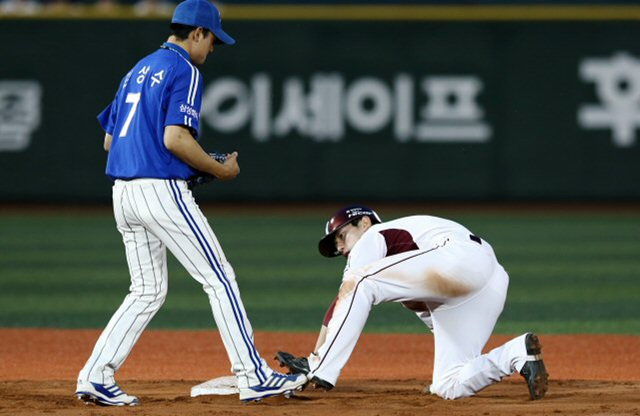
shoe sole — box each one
[310,376,334,391]
[523,334,549,400]
[76,392,138,406]
[240,385,305,403]
[528,362,549,400]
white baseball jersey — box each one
[345,215,475,271]
[309,215,534,399]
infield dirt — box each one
[1,329,639,415]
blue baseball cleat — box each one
[239,372,308,402]
[76,380,139,406]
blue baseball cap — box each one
[171,0,235,45]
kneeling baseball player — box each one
[277,205,548,400]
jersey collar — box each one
[161,42,191,62]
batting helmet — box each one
[318,205,382,257]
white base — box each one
[190,375,239,397]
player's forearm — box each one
[313,325,329,352]
[164,125,238,180]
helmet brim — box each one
[318,230,341,258]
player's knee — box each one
[156,287,168,304]
[129,286,168,307]
[431,386,464,400]
[430,379,474,400]
[432,388,459,400]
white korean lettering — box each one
[0,81,42,152]
[393,74,414,143]
[136,66,150,84]
[251,74,271,142]
[345,77,392,133]
[201,78,250,132]
[578,51,640,147]
[273,78,309,137]
[151,70,165,87]
[200,73,492,144]
[308,74,344,142]
[415,76,491,142]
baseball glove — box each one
[275,352,335,391]
[274,351,310,375]
[186,152,228,189]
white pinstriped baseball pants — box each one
[78,179,272,388]
[308,235,531,399]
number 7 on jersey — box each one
[119,92,141,138]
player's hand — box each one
[216,151,240,181]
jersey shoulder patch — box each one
[379,229,419,256]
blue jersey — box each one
[98,42,203,180]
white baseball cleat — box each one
[75,380,139,406]
[238,372,308,402]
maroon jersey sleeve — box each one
[379,229,419,256]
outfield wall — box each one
[1,9,639,202]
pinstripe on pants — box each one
[77,179,270,388]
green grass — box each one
[0,207,638,334]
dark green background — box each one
[0,19,638,202]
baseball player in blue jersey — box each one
[75,0,307,406]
